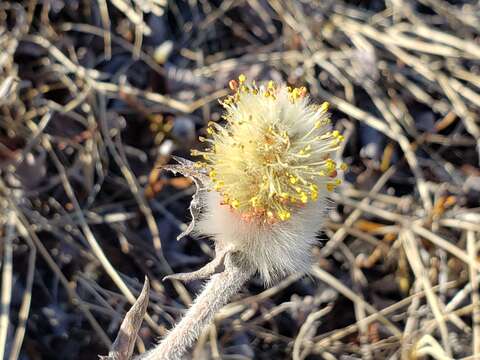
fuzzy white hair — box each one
[195,189,329,285]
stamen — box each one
[190,79,344,222]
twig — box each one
[321,165,397,256]
[138,254,254,360]
[41,136,163,334]
[0,213,15,359]
[311,265,402,338]
[7,221,36,360]
[402,230,451,355]
[292,304,333,360]
[97,0,112,59]
[468,231,480,356]
[0,181,112,347]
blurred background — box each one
[0,0,479,359]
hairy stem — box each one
[139,257,253,360]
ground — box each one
[0,0,480,359]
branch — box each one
[138,254,253,360]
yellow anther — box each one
[320,102,329,111]
[207,127,214,135]
[326,159,336,171]
[209,170,217,178]
[230,199,240,209]
[238,74,246,83]
[250,196,261,207]
[222,98,232,106]
[327,183,336,192]
[300,192,308,204]
[291,88,300,100]
[289,176,298,184]
[340,163,348,171]
[279,192,290,200]
[268,80,275,90]
[278,209,291,221]
[191,149,199,156]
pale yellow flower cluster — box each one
[192,75,345,223]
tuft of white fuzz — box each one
[169,76,345,284]
[195,190,330,284]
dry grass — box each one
[0,0,479,359]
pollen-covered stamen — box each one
[191,75,345,222]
